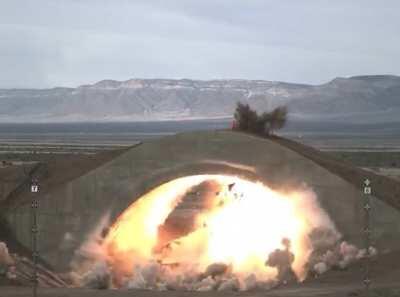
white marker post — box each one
[363,178,372,296]
[30,179,39,297]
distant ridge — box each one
[0,75,399,123]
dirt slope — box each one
[273,136,400,211]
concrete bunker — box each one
[3,131,400,289]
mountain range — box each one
[0,75,399,123]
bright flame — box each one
[102,175,337,288]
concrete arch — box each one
[4,131,400,271]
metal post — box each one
[30,179,39,297]
[363,178,372,297]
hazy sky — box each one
[1,0,399,88]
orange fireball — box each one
[103,175,336,285]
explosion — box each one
[75,175,346,291]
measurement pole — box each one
[363,178,372,297]
[30,179,39,297]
